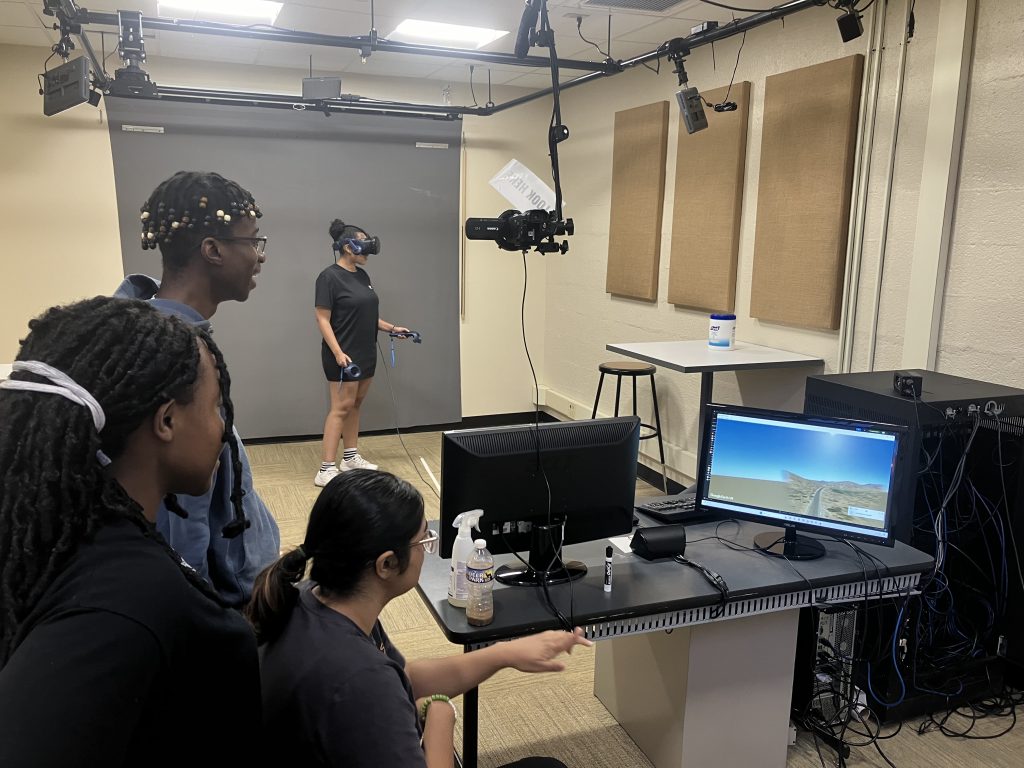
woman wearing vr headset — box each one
[313,219,410,487]
[249,469,586,767]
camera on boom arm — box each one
[465,209,574,255]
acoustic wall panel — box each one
[750,55,864,330]
[605,101,670,301]
[668,82,751,313]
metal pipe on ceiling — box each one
[74,10,616,73]
[488,0,824,114]
[115,90,462,120]
[56,0,826,119]
[50,0,108,86]
[141,86,485,118]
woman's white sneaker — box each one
[341,454,378,471]
[314,466,341,487]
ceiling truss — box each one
[47,0,824,120]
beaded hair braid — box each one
[140,171,262,263]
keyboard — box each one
[635,494,714,525]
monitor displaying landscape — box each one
[704,413,897,530]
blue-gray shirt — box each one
[114,274,281,607]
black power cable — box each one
[575,15,609,59]
[707,29,745,112]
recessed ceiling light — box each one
[388,19,509,49]
[158,0,283,24]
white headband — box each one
[0,361,111,466]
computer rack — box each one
[803,369,1024,719]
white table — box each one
[606,340,824,447]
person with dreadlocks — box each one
[0,297,261,766]
[249,469,586,768]
[115,170,280,607]
[313,219,411,487]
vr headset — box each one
[333,234,381,256]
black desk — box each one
[415,520,933,768]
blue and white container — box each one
[708,313,737,350]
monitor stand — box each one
[753,524,826,561]
[494,521,587,587]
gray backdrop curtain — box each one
[106,97,462,439]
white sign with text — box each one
[488,159,563,213]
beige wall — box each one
[0,45,124,363]
[539,5,930,479]
[538,1,1022,482]
[459,113,552,416]
[936,0,1024,385]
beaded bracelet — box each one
[420,693,458,723]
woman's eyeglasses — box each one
[414,529,439,555]
[218,236,268,256]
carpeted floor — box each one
[247,432,1023,768]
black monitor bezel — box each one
[695,403,906,549]
[439,416,641,561]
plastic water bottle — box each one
[465,539,494,627]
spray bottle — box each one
[448,509,484,608]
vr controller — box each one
[389,330,422,343]
[342,362,362,379]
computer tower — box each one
[803,369,1024,712]
[793,606,858,720]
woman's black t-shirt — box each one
[314,264,379,377]
[0,517,262,767]
[260,582,425,767]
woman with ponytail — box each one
[249,470,589,768]
[0,297,261,767]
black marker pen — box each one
[604,546,613,593]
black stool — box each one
[591,361,668,493]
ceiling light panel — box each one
[388,19,509,49]
[158,0,283,24]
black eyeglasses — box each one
[218,236,267,256]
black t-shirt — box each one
[0,517,262,768]
[314,264,379,375]
[260,582,425,768]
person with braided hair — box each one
[248,469,586,768]
[0,296,261,767]
[115,170,280,607]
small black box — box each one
[837,11,864,42]
[302,76,341,101]
[42,57,90,116]
[893,371,923,398]
[630,524,687,561]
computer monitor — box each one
[696,404,904,560]
[440,416,641,586]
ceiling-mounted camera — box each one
[467,0,574,255]
[466,209,574,255]
[667,39,708,135]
